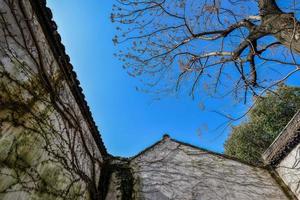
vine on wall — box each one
[0,1,104,199]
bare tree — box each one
[112,0,300,102]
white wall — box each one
[130,138,289,200]
[276,143,300,199]
[0,1,104,199]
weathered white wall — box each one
[276,143,300,199]
[130,137,289,200]
[0,1,104,199]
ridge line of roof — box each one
[129,135,265,169]
[170,138,265,169]
[129,139,164,161]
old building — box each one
[0,0,300,199]
[105,135,292,199]
[263,110,300,199]
[0,1,106,199]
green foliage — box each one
[224,85,300,165]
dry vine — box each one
[0,1,104,199]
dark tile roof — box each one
[28,0,107,156]
[263,110,300,166]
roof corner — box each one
[263,110,300,166]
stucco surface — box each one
[0,1,104,199]
[130,138,289,200]
[277,143,300,199]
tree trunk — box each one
[259,0,282,16]
[258,0,300,54]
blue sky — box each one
[47,0,299,157]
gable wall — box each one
[129,138,289,200]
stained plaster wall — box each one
[262,111,300,199]
[128,137,289,200]
[276,143,300,199]
[0,1,104,199]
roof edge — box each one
[129,135,265,169]
[267,166,298,200]
[28,0,107,155]
[170,138,265,169]
[263,110,300,166]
